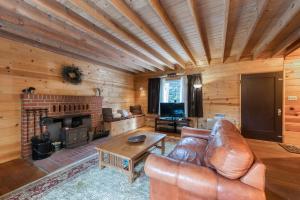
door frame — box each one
[239,71,284,142]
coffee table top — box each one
[95,131,166,160]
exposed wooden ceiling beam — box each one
[272,28,300,57]
[0,30,137,73]
[284,39,300,57]
[0,4,143,73]
[187,0,210,65]
[148,0,196,66]
[0,20,144,73]
[28,0,163,71]
[69,0,172,70]
[253,0,300,59]
[222,0,230,63]
[2,0,151,72]
[109,0,186,69]
[236,0,269,61]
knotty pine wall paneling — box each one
[284,48,300,146]
[201,58,283,126]
[136,53,300,146]
[135,58,285,136]
[0,37,135,163]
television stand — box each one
[155,117,191,133]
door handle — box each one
[277,108,282,116]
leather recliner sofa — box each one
[145,120,266,200]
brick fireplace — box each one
[21,94,102,159]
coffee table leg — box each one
[99,150,104,169]
[161,138,165,155]
[128,160,134,183]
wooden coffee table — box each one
[95,131,166,183]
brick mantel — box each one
[21,94,102,158]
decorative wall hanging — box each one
[62,65,83,84]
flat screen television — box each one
[160,103,185,118]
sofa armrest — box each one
[217,174,266,200]
[145,154,218,199]
[181,126,211,139]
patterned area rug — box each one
[1,138,177,200]
[279,143,300,154]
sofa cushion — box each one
[168,137,208,166]
[130,105,143,115]
[204,128,254,179]
[210,119,239,138]
[117,109,129,117]
[112,112,122,119]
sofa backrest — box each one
[210,119,239,137]
[205,120,254,179]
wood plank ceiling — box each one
[0,0,299,73]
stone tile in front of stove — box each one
[33,136,110,173]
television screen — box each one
[160,103,185,117]
[173,103,185,117]
[160,103,173,117]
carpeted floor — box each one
[1,139,177,200]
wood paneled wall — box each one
[201,58,283,126]
[135,58,286,135]
[0,37,135,164]
[284,48,300,146]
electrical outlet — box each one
[288,96,298,101]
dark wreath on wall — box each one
[62,65,83,85]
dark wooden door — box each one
[241,72,283,142]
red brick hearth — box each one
[21,94,102,159]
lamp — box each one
[193,75,202,88]
[193,83,202,88]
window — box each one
[161,78,183,103]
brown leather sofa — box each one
[145,120,266,200]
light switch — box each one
[288,96,298,101]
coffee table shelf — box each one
[96,132,166,183]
